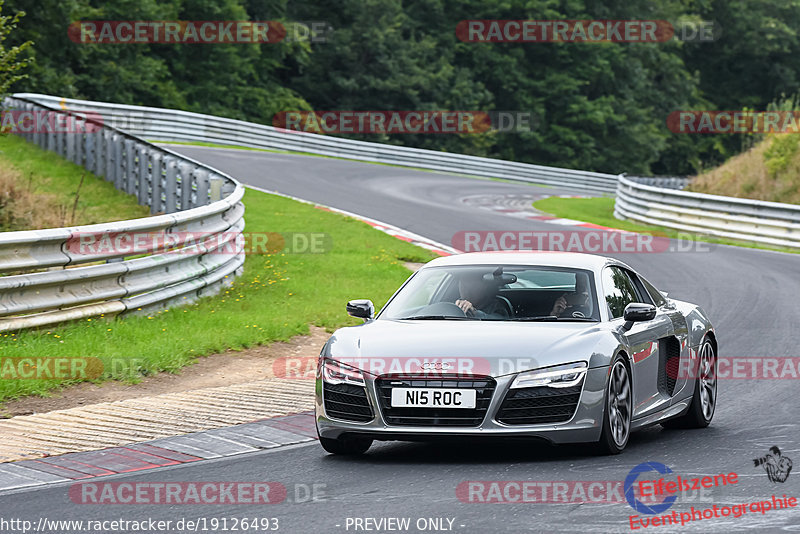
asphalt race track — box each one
[2,147,799,533]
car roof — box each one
[422,251,629,273]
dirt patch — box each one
[2,326,330,417]
[403,262,424,271]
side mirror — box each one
[622,302,656,331]
[346,299,374,321]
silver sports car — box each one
[315,252,718,455]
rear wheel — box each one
[597,356,632,454]
[319,435,373,455]
[662,337,716,429]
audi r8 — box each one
[315,252,717,455]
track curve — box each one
[2,147,798,533]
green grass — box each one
[0,134,150,228]
[533,196,799,254]
[0,188,437,407]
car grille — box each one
[323,383,374,422]
[495,381,583,425]
[376,376,496,427]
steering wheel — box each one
[496,296,514,318]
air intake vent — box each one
[496,381,583,425]
[323,383,374,422]
[658,337,681,396]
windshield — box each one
[379,265,600,321]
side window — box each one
[602,266,639,319]
[641,277,666,307]
[624,269,653,305]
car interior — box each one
[429,267,599,320]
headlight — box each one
[511,361,587,389]
[321,358,365,386]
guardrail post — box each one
[113,134,125,190]
[55,121,64,157]
[76,127,85,167]
[150,151,164,214]
[66,123,75,162]
[221,179,236,199]
[104,131,116,183]
[93,130,105,177]
[46,122,55,152]
[25,103,35,144]
[194,168,209,208]
[137,144,150,206]
[85,130,95,171]
[209,174,224,202]
[163,156,178,214]
[33,109,43,148]
[178,161,194,211]
[123,138,136,195]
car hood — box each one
[325,319,606,378]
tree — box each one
[0,0,31,96]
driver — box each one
[550,273,592,318]
[455,273,510,319]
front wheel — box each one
[597,356,632,454]
[319,435,373,455]
[662,337,717,429]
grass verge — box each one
[533,196,799,255]
[0,134,149,230]
[689,134,800,204]
[0,187,437,406]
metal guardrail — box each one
[624,176,691,190]
[6,93,797,296]
[615,176,800,248]
[15,93,621,194]
[0,96,245,333]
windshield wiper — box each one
[399,315,478,321]
[510,316,598,322]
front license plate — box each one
[390,388,476,409]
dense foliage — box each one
[5,0,800,176]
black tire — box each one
[661,337,716,429]
[319,435,373,455]
[597,355,633,455]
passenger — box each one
[550,274,592,318]
[455,272,510,319]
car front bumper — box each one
[315,366,609,444]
